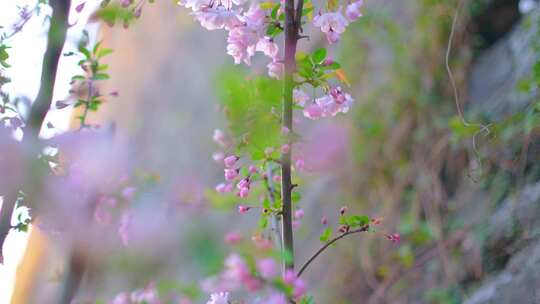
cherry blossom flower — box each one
[193,6,242,31]
[256,37,279,59]
[267,60,284,79]
[313,11,349,43]
[224,168,239,181]
[224,231,242,244]
[212,151,225,162]
[346,0,364,21]
[293,89,310,106]
[303,103,324,119]
[256,258,278,279]
[207,292,229,304]
[216,182,233,193]
[223,155,239,168]
[213,129,227,146]
[238,205,251,213]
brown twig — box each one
[296,226,369,278]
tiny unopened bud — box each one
[224,155,239,168]
[339,206,347,215]
[248,165,258,174]
[238,205,251,213]
[321,216,328,225]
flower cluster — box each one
[301,86,354,120]
[202,253,307,303]
[313,0,364,43]
[178,0,282,78]
[110,283,160,304]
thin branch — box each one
[296,226,369,278]
[281,0,299,271]
[294,0,304,34]
[0,0,71,264]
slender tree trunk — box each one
[0,0,71,263]
[281,0,299,271]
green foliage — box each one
[216,67,282,160]
[338,214,369,228]
[319,227,333,242]
[95,4,137,27]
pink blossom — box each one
[223,155,239,168]
[118,212,131,246]
[121,186,136,201]
[236,178,250,189]
[256,258,278,279]
[248,165,258,174]
[292,220,300,229]
[303,103,324,119]
[340,206,347,215]
[256,37,279,59]
[193,6,242,31]
[283,270,296,284]
[206,292,229,304]
[321,216,328,225]
[216,183,233,193]
[111,292,130,304]
[238,186,250,198]
[294,158,305,171]
[212,151,225,162]
[224,231,242,244]
[226,5,266,64]
[385,233,401,243]
[313,11,349,44]
[281,126,290,134]
[280,144,290,154]
[238,205,251,213]
[130,283,160,303]
[346,0,364,21]
[293,278,307,298]
[180,0,210,11]
[121,0,132,8]
[293,89,310,106]
[223,253,250,283]
[213,129,227,146]
[224,168,239,181]
[294,209,304,219]
[272,174,281,183]
[265,293,287,304]
[267,60,284,79]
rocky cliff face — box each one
[463,6,540,303]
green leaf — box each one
[291,191,301,202]
[0,45,11,68]
[312,48,327,64]
[97,48,113,58]
[78,46,91,59]
[93,73,110,80]
[320,227,332,242]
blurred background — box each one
[3,0,540,303]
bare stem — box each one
[281,0,299,271]
[296,226,369,278]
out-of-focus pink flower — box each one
[121,186,136,201]
[111,292,130,304]
[293,278,307,298]
[303,103,324,120]
[252,234,273,250]
[321,216,328,225]
[193,6,242,31]
[256,258,278,279]
[294,158,305,171]
[267,60,284,79]
[281,126,290,134]
[213,129,227,147]
[265,293,287,304]
[206,292,229,304]
[212,151,225,162]
[313,11,349,43]
[224,231,242,244]
[216,183,233,193]
[272,175,281,183]
[280,144,290,154]
[130,282,160,304]
[238,186,250,198]
[256,37,279,59]
[248,165,258,174]
[385,233,400,243]
[223,155,239,168]
[294,209,305,219]
[118,212,131,246]
[293,89,310,106]
[238,205,251,213]
[346,0,364,21]
[224,168,239,181]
